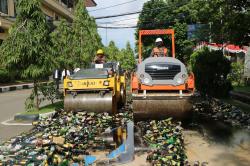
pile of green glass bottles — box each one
[137,118,186,166]
[0,109,132,166]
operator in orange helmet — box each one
[150,38,168,57]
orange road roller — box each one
[131,29,195,119]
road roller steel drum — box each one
[64,62,126,114]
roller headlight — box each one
[182,74,187,79]
[103,80,109,86]
[176,78,183,84]
[144,77,150,84]
[67,82,73,87]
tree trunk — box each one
[34,80,40,111]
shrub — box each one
[25,89,44,112]
[228,62,244,86]
[0,69,11,83]
[25,82,62,112]
[190,47,232,97]
[39,82,62,104]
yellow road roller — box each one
[64,62,126,113]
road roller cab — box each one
[131,29,195,119]
[64,62,126,114]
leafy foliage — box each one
[228,62,244,86]
[105,41,120,62]
[136,0,194,62]
[0,0,56,110]
[120,42,136,71]
[25,82,62,111]
[104,41,136,71]
[39,82,62,104]
[0,0,55,80]
[71,0,102,68]
[51,19,74,70]
[25,88,44,112]
[180,0,250,45]
[190,47,232,97]
[0,68,11,83]
[136,0,249,62]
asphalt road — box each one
[0,89,33,143]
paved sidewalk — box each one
[0,89,33,143]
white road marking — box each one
[1,119,32,126]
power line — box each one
[89,0,138,12]
[99,22,137,26]
[97,17,138,24]
[98,26,137,29]
[94,11,141,19]
[94,6,171,20]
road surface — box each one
[0,89,33,143]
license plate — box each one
[95,64,103,68]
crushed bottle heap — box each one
[0,106,188,165]
[0,109,132,166]
[193,98,250,129]
[136,118,186,166]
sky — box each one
[87,0,148,49]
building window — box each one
[61,0,74,8]
[55,15,59,21]
[45,15,53,21]
[0,28,5,33]
[0,0,8,14]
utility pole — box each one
[105,24,108,46]
[209,22,212,51]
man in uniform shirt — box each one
[94,49,106,64]
[150,38,168,57]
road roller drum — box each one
[64,93,113,113]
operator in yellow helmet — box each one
[94,49,106,64]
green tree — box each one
[120,42,136,71]
[105,41,121,62]
[228,62,244,86]
[103,41,135,71]
[0,0,55,110]
[51,19,74,70]
[190,47,232,97]
[136,0,194,62]
[72,0,102,68]
[181,0,250,45]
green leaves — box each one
[71,0,102,68]
[104,41,136,71]
[0,0,54,80]
[136,0,249,62]
[190,47,232,97]
[51,19,74,70]
[136,0,194,62]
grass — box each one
[233,85,250,93]
[21,101,63,115]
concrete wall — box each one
[244,47,250,78]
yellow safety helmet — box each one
[97,49,104,55]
